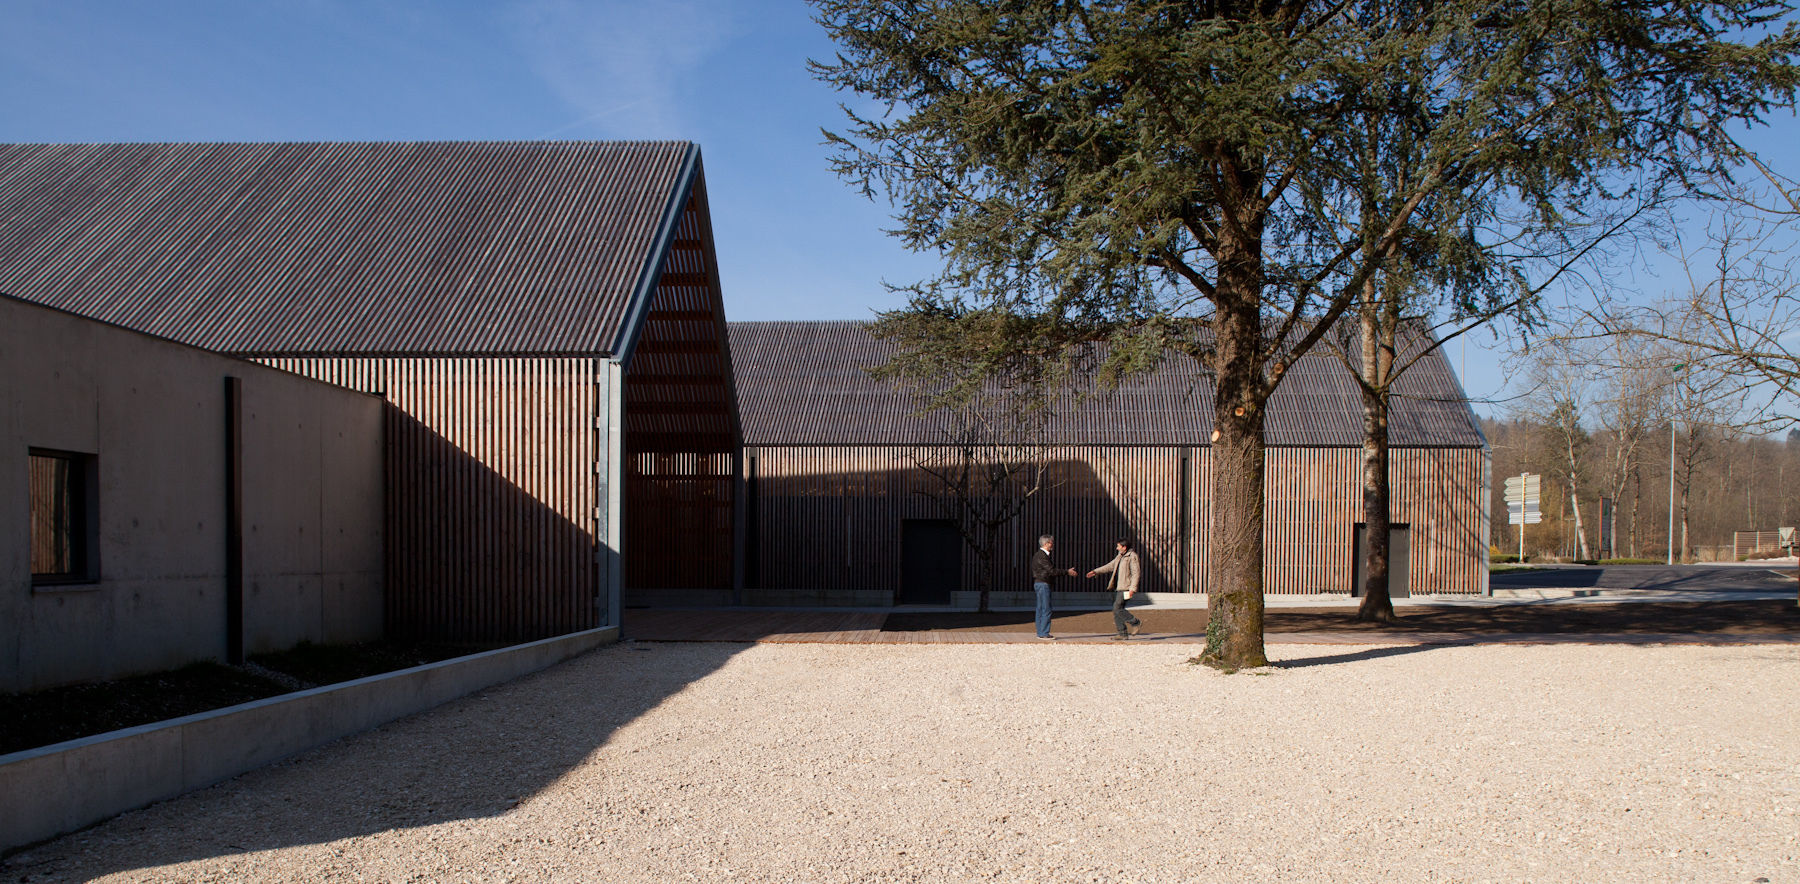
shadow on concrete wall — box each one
[1,407,754,874]
[744,458,1181,599]
[383,408,604,642]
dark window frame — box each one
[29,448,101,587]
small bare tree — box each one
[1591,169,1800,429]
[1595,344,1668,558]
[908,390,1058,613]
[1519,341,1598,560]
[1664,356,1754,562]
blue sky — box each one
[4,0,1796,416]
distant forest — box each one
[1482,417,1800,562]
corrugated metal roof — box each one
[0,141,696,355]
[730,320,1485,448]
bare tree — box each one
[908,390,1057,612]
[1594,343,1668,558]
[1518,342,1599,560]
[1593,168,1800,428]
[1664,356,1755,562]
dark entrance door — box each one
[900,519,961,605]
[1352,523,1411,598]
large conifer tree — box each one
[812,0,1798,668]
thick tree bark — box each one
[1354,273,1399,624]
[1199,246,1270,671]
[1205,384,1269,669]
[1356,388,1397,623]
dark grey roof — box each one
[729,321,1484,448]
[0,141,698,355]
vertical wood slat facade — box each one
[257,357,603,640]
[26,454,71,575]
[747,445,1487,599]
[617,177,741,592]
[624,451,734,590]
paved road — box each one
[1489,563,1798,594]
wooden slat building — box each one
[2,140,1490,629]
[0,141,739,640]
[722,321,1490,605]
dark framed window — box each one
[29,449,99,585]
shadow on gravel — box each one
[887,601,1800,636]
[1,641,752,880]
[1275,644,1464,669]
[1265,600,1800,634]
[1488,564,1799,592]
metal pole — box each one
[1518,473,1525,562]
[1666,363,1685,567]
[1667,418,1676,565]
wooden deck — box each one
[620,610,1800,646]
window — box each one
[29,449,98,584]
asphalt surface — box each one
[1487,563,1798,594]
[881,599,1800,636]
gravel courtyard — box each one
[6,641,1797,883]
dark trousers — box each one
[1112,592,1140,635]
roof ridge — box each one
[0,139,697,148]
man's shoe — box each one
[1111,634,1129,641]
[1127,621,1141,636]
[1036,634,1055,640]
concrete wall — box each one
[1,297,384,693]
[0,625,617,852]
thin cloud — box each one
[506,0,738,139]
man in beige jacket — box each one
[1087,538,1143,639]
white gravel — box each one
[6,641,1798,883]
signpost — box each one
[1783,527,1798,605]
[1503,473,1542,562]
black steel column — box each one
[224,376,244,665]
[1178,448,1192,593]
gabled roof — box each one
[729,321,1484,448]
[0,141,699,355]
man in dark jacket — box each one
[1031,534,1077,640]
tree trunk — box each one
[978,522,998,613]
[1679,476,1691,564]
[1629,470,1641,558]
[1570,480,1592,560]
[1198,263,1270,670]
[1354,270,1399,624]
[1357,387,1397,623]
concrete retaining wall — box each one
[0,625,617,853]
